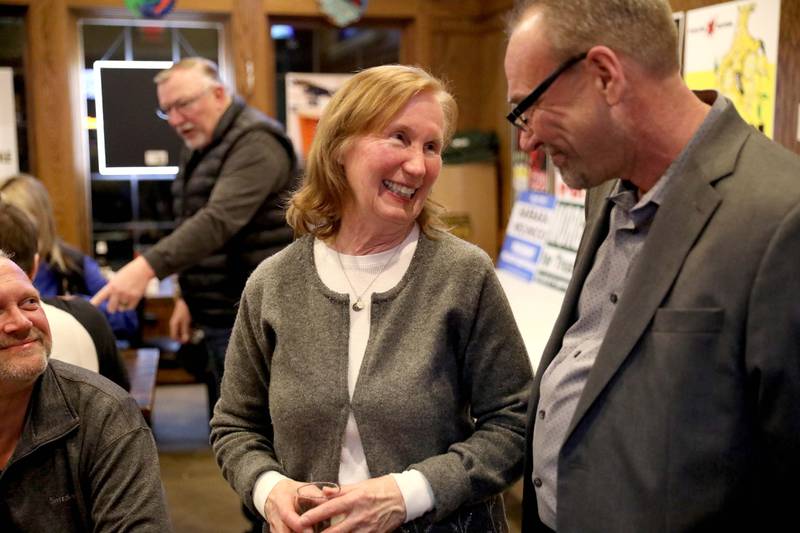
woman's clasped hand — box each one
[267,476,406,533]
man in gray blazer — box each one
[504,1,800,531]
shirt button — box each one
[534,477,543,488]
[610,293,618,303]
[538,410,546,420]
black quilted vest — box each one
[172,99,297,328]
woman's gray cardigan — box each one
[210,231,532,529]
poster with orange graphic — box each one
[285,72,352,160]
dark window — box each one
[81,20,222,266]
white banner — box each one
[0,67,19,180]
[285,72,352,160]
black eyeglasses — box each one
[155,86,213,120]
[506,52,588,132]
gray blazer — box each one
[522,104,800,531]
[211,231,532,530]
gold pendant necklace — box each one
[336,244,402,312]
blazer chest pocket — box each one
[651,308,724,333]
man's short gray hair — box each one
[508,0,679,76]
[153,57,223,86]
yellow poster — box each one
[684,0,781,138]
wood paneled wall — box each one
[424,2,514,244]
[231,0,271,112]
[8,0,800,252]
[26,1,89,251]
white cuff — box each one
[253,471,290,520]
[390,470,435,522]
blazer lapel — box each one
[564,104,752,439]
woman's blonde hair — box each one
[286,64,458,239]
[0,173,72,272]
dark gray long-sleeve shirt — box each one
[0,360,170,532]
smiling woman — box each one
[210,64,533,533]
[337,91,445,251]
[286,64,458,246]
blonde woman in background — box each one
[0,174,138,340]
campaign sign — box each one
[498,190,556,282]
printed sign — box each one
[499,178,585,291]
[285,72,352,160]
[0,68,19,180]
[498,190,556,282]
[684,0,781,137]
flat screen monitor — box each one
[93,60,181,175]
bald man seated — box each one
[0,250,170,531]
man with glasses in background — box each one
[93,58,297,425]
[505,1,800,531]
